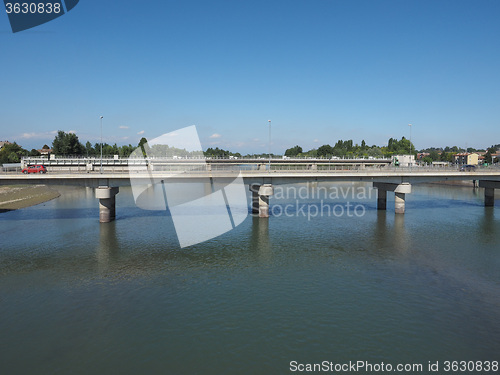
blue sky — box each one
[1,0,499,153]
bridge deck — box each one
[1,169,499,187]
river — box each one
[1,183,499,374]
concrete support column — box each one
[258,184,274,218]
[95,187,119,223]
[373,182,411,214]
[249,184,260,214]
[377,189,387,210]
[395,192,406,214]
[479,181,498,207]
[484,188,495,207]
[258,194,270,217]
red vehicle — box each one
[22,165,47,174]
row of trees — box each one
[51,131,139,157]
[50,132,241,158]
[418,145,499,164]
[284,139,499,164]
[0,142,48,164]
[204,147,241,158]
[284,137,415,159]
[2,131,498,163]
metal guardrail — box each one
[22,155,393,161]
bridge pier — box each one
[249,184,274,217]
[479,180,499,207]
[373,182,411,214]
[250,184,260,214]
[258,184,274,217]
[377,189,387,210]
[95,187,119,223]
[394,192,406,214]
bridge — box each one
[2,162,500,222]
[19,156,394,171]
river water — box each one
[1,183,499,374]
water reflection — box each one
[249,216,271,262]
[393,214,408,254]
[479,207,497,243]
[96,222,119,273]
[371,210,408,255]
[374,210,387,246]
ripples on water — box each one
[0,183,499,374]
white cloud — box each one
[209,133,221,139]
[19,131,57,139]
[119,126,129,129]
[19,132,39,139]
[313,139,319,143]
[137,130,145,135]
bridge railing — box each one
[3,162,499,175]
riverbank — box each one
[0,185,60,212]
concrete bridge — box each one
[1,168,499,222]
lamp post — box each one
[408,123,412,170]
[268,120,271,172]
[100,116,103,174]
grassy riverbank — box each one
[0,185,60,212]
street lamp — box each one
[100,116,103,174]
[268,120,271,172]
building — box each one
[37,148,53,155]
[454,153,479,165]
[417,152,430,160]
[392,154,415,167]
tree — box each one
[52,131,84,155]
[440,151,451,162]
[384,137,415,156]
[118,144,135,157]
[85,141,96,156]
[317,144,333,158]
[367,147,383,158]
[429,150,440,161]
[485,151,492,164]
[0,142,28,164]
[138,137,148,149]
[138,137,148,157]
[29,149,41,157]
[422,156,433,164]
[204,147,241,158]
[284,145,303,157]
[488,146,498,163]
